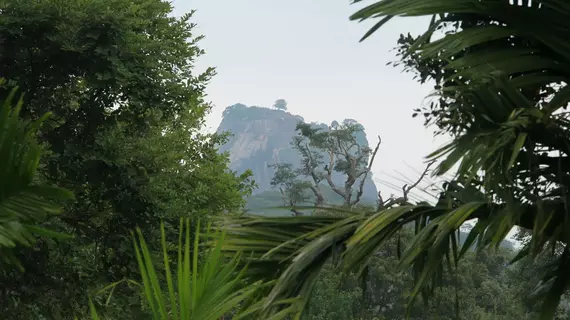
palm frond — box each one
[0,85,73,268]
[349,2,570,317]
[220,183,569,318]
[91,218,290,319]
[218,213,356,318]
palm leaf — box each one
[90,218,290,319]
[353,1,570,317]
[0,85,73,268]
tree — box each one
[0,0,254,317]
[269,163,313,216]
[270,120,380,212]
[273,99,288,111]
[303,121,381,207]
[221,1,570,319]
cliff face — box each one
[217,104,304,192]
[216,103,378,203]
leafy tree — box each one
[299,121,380,207]
[0,0,253,317]
[302,263,365,320]
[221,1,570,319]
[269,120,381,213]
[269,163,313,216]
[273,99,288,111]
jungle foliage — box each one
[2,0,570,319]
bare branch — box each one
[278,187,288,206]
[378,160,435,210]
[403,160,435,201]
[377,190,384,212]
[298,142,325,203]
[352,135,382,206]
[290,208,304,216]
[309,185,325,206]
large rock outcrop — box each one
[216,103,378,204]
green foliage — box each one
[270,120,379,211]
[351,1,570,316]
[304,232,541,320]
[0,0,209,125]
[303,263,364,320]
[220,212,362,318]
[5,0,570,318]
[90,219,267,320]
[298,120,369,177]
[0,85,74,269]
[269,163,314,215]
[0,0,253,317]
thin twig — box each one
[378,160,436,209]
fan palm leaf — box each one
[0,85,73,268]
[90,218,296,319]
[219,213,359,319]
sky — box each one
[171,0,451,202]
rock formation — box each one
[216,103,378,205]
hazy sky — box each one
[172,0,450,202]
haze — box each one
[172,0,449,201]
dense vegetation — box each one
[0,0,253,318]
[304,230,568,320]
[2,0,570,319]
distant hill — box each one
[216,103,379,214]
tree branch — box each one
[278,187,288,206]
[351,135,381,206]
[279,187,304,216]
[309,185,325,206]
[296,141,326,205]
[402,160,434,202]
[379,160,435,209]
[325,147,347,199]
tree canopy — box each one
[0,0,253,317]
[270,120,380,214]
[303,228,563,320]
[274,99,288,111]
